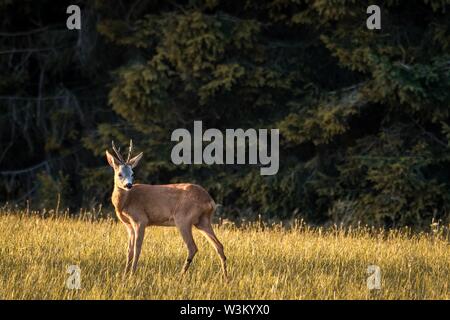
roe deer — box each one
[105,140,227,279]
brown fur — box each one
[107,150,227,279]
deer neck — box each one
[112,184,130,213]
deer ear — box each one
[128,152,143,168]
[106,151,119,168]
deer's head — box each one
[106,140,143,190]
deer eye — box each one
[118,173,123,178]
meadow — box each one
[0,211,448,300]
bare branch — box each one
[0,96,66,101]
[0,161,48,176]
[0,26,49,37]
[0,46,67,55]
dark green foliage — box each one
[36,171,70,210]
[1,0,449,228]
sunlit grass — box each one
[0,211,448,299]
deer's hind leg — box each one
[195,214,228,280]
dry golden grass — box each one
[0,212,448,300]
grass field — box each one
[0,212,448,300]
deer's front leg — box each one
[124,224,135,275]
[131,222,146,274]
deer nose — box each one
[125,183,132,189]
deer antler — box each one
[111,140,125,164]
[126,139,133,163]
